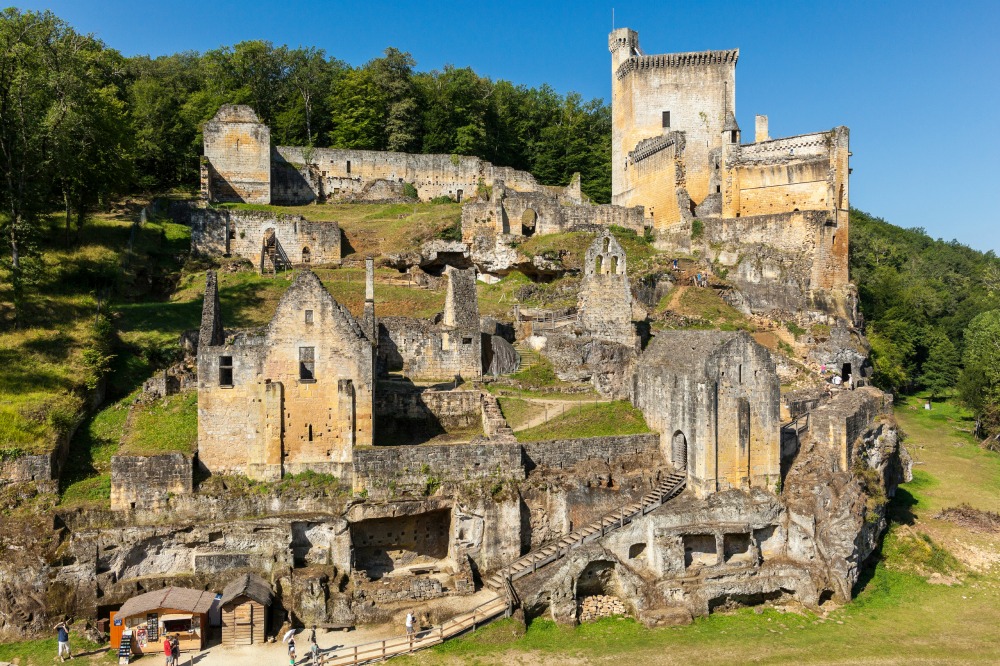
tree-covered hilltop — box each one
[849,209,1000,432]
[129,42,612,202]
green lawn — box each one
[119,391,198,455]
[0,635,114,665]
[515,401,650,442]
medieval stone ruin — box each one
[0,26,908,657]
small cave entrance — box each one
[628,543,646,560]
[575,560,630,622]
[818,589,835,606]
[521,209,537,237]
[350,509,451,580]
[708,589,786,612]
[841,362,852,382]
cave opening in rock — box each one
[350,509,451,580]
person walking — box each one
[163,635,173,666]
[288,635,296,662]
[170,635,180,666]
[54,621,73,662]
[309,625,317,645]
[405,611,415,644]
[310,642,320,664]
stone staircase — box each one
[484,470,687,590]
[481,392,515,440]
[512,341,541,372]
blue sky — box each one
[15,0,1000,252]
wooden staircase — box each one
[259,232,292,275]
[317,470,687,665]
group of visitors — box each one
[285,626,322,665]
[162,634,180,665]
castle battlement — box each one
[615,49,740,80]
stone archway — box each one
[521,209,537,237]
[672,431,688,471]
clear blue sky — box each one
[15,0,1000,253]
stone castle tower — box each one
[609,28,737,226]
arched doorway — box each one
[301,246,311,264]
[521,209,537,237]
[671,431,687,471]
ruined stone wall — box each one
[202,105,271,204]
[376,267,481,382]
[522,433,661,471]
[689,210,851,317]
[274,146,545,204]
[110,454,193,511]
[352,442,524,496]
[188,207,341,266]
[610,28,737,221]
[461,183,645,243]
[374,386,481,431]
[808,387,893,472]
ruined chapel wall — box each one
[709,338,781,491]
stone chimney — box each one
[755,115,769,143]
[362,257,376,344]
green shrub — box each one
[402,182,418,199]
[430,195,455,204]
[691,219,704,239]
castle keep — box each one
[609,28,851,315]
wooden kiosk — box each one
[110,587,215,657]
[220,573,272,645]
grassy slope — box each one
[393,398,1000,665]
[515,401,650,442]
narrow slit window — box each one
[299,346,315,381]
[662,111,670,128]
[304,309,313,324]
[346,160,351,174]
[219,356,233,386]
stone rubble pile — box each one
[578,594,628,622]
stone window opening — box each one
[610,256,619,274]
[628,543,646,559]
[716,185,721,193]
[456,189,463,203]
[723,533,753,564]
[299,346,316,382]
[346,160,351,174]
[302,247,311,263]
[603,237,610,252]
[219,356,233,387]
[595,255,603,274]
[462,337,473,345]
[730,130,738,143]
[307,424,313,442]
[683,534,717,568]
[304,309,313,324]
[671,431,688,471]
[662,110,670,128]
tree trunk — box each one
[10,215,22,330]
[64,187,71,246]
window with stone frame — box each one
[299,346,316,381]
[304,309,313,324]
[219,356,233,386]
[662,110,670,128]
